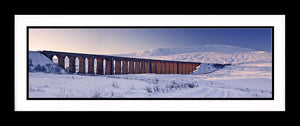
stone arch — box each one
[170,62,174,74]
[127,60,130,74]
[134,60,140,74]
[105,58,112,75]
[77,56,85,74]
[87,57,94,74]
[145,61,150,73]
[189,63,193,74]
[85,57,89,74]
[64,56,70,72]
[115,59,121,74]
[128,60,134,74]
[161,62,166,74]
[63,56,75,73]
[75,57,80,73]
[156,62,161,74]
[178,63,182,74]
[151,61,156,73]
[95,57,103,75]
[174,62,178,74]
[94,58,97,74]
[185,63,189,74]
[52,54,64,68]
[120,60,123,74]
[68,56,75,73]
[133,60,135,73]
[144,61,147,72]
[113,59,116,74]
[103,59,106,75]
[165,62,170,74]
[52,55,58,64]
[121,59,128,74]
[182,63,185,74]
[140,61,145,74]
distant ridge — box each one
[113,44,271,64]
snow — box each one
[29,51,53,66]
[28,44,272,98]
[29,73,150,98]
[29,70,272,98]
[28,51,66,73]
[118,44,255,57]
[192,63,219,74]
[114,44,272,64]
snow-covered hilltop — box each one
[123,44,255,56]
[115,44,272,64]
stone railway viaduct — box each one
[40,51,201,75]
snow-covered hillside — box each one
[120,44,254,56]
[115,44,272,64]
[28,51,65,73]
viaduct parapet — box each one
[40,50,201,75]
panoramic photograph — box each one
[28,27,273,99]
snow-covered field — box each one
[28,44,272,98]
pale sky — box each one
[29,28,272,55]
